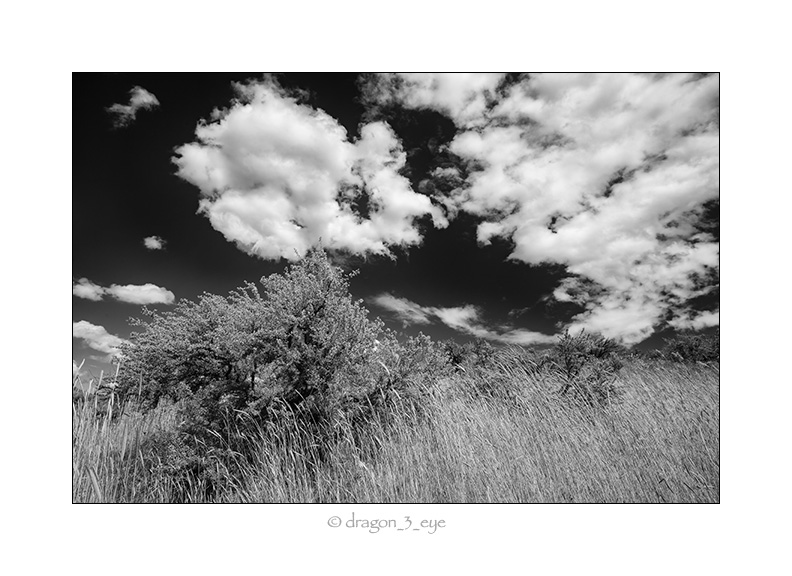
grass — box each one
[72,355,719,503]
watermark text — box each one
[327,513,446,534]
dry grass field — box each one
[73,353,718,503]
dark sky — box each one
[73,73,719,379]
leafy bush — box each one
[663,331,719,363]
[441,337,495,370]
[441,340,467,368]
[379,333,451,397]
[543,331,624,406]
[118,248,387,449]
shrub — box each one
[663,331,719,363]
[332,330,452,426]
[543,331,624,406]
[118,248,387,450]
[469,338,495,368]
[441,340,467,368]
[440,337,495,371]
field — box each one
[72,353,719,503]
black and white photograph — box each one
[72,72,719,504]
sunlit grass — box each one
[73,358,718,503]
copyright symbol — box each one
[328,516,342,527]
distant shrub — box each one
[441,337,495,371]
[441,340,467,368]
[544,331,624,406]
[470,338,495,367]
[385,332,452,392]
[663,331,719,363]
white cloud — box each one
[72,278,175,304]
[371,293,432,325]
[72,321,126,356]
[364,73,505,125]
[143,235,166,250]
[106,86,160,128]
[72,278,105,301]
[668,309,720,331]
[372,73,720,344]
[173,78,446,261]
[431,304,556,345]
[372,294,555,345]
[430,304,480,332]
[105,283,175,305]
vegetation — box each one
[73,249,719,503]
[663,330,720,363]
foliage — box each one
[441,337,495,370]
[118,247,386,447]
[84,247,722,503]
[543,331,624,406]
[663,330,719,363]
[376,333,451,400]
[441,339,466,367]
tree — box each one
[545,331,624,406]
[663,330,719,363]
[118,248,385,440]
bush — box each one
[118,248,387,450]
[441,337,495,371]
[543,331,624,406]
[663,331,719,363]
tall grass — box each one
[72,357,719,503]
[72,399,186,502]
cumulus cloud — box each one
[367,73,720,344]
[106,86,160,128]
[173,78,446,261]
[72,278,175,304]
[668,309,720,331]
[73,321,127,356]
[372,293,555,345]
[362,73,505,125]
[143,235,166,250]
[72,278,105,301]
[104,283,175,305]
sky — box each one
[73,72,719,381]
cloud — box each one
[72,278,175,304]
[369,73,720,344]
[668,309,720,331]
[72,278,105,301]
[106,86,160,128]
[431,304,556,345]
[173,78,446,261]
[371,293,432,325]
[362,73,505,125]
[371,293,555,345]
[143,235,166,250]
[73,321,126,356]
[104,283,175,305]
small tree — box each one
[545,331,624,406]
[118,248,384,442]
[663,330,719,363]
[440,338,494,370]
